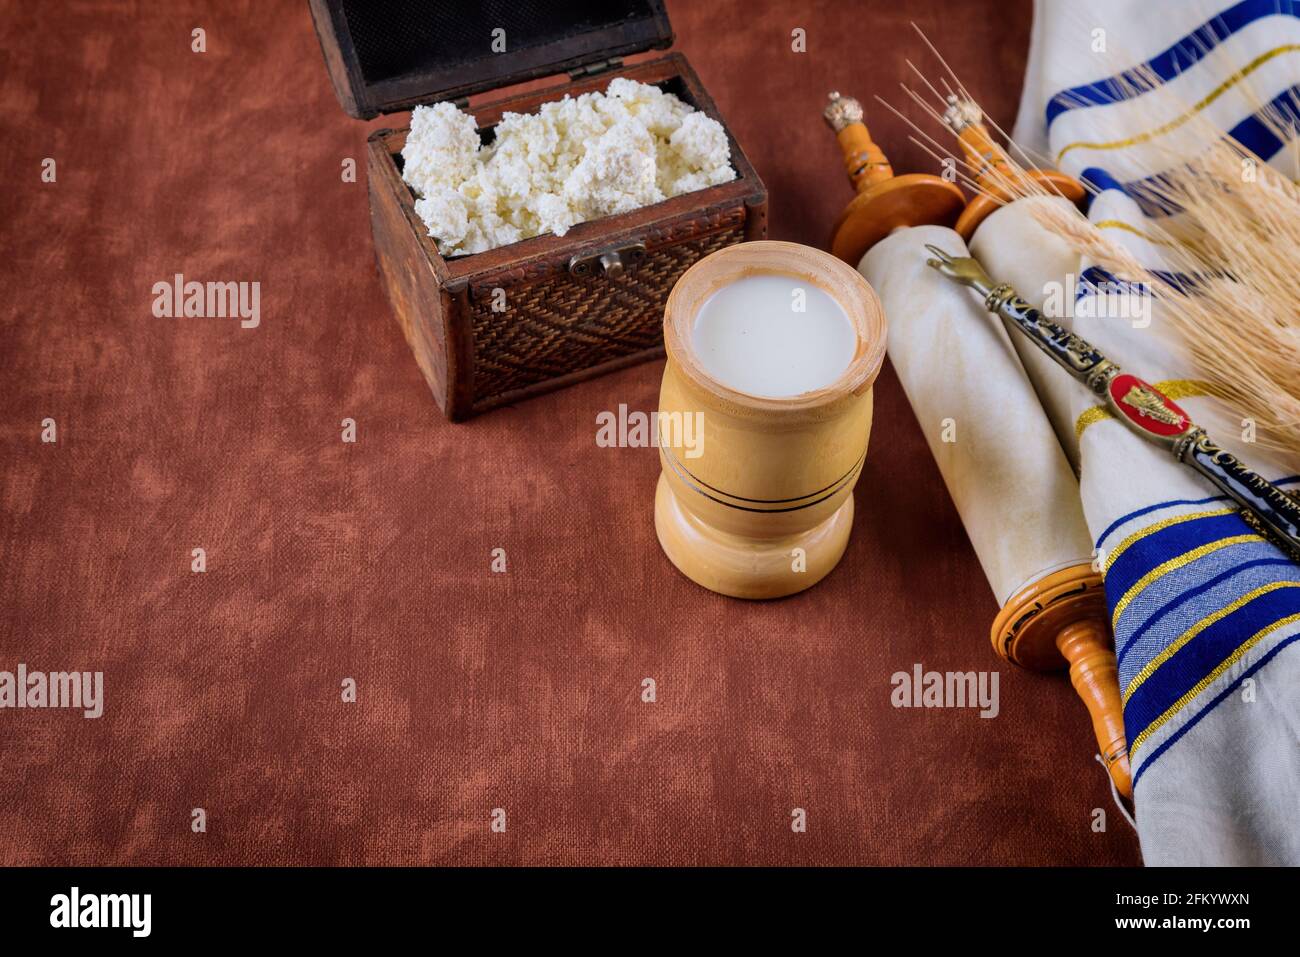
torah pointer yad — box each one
[924,246,1300,560]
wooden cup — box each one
[655,241,887,599]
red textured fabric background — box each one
[0,0,1142,865]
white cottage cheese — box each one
[401,78,736,256]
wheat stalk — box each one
[894,29,1300,460]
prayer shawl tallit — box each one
[997,0,1300,865]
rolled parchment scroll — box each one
[860,227,1092,605]
[969,197,1085,469]
[859,227,1131,796]
[821,89,1132,794]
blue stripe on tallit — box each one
[1095,481,1300,781]
[1105,512,1258,610]
[1045,0,1300,126]
[1132,633,1300,788]
[1116,555,1299,671]
[1124,583,1300,737]
[1227,82,1300,156]
[1075,267,1151,299]
[1073,266,1205,300]
[1115,549,1300,694]
[1095,476,1300,548]
[1076,85,1300,216]
[1079,168,1181,216]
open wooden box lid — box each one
[308,0,674,119]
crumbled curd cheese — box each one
[401,79,736,256]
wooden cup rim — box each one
[663,240,887,415]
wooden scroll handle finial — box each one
[822,91,965,265]
[942,95,1017,191]
[1056,620,1132,797]
[941,94,1087,240]
[991,563,1133,799]
[824,92,895,193]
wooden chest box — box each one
[309,0,768,420]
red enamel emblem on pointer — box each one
[1108,373,1190,437]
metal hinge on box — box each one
[569,57,624,80]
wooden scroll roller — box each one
[992,567,1132,798]
[833,95,1132,796]
[824,91,965,265]
[941,95,1087,241]
[920,245,1144,798]
[867,228,1133,799]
